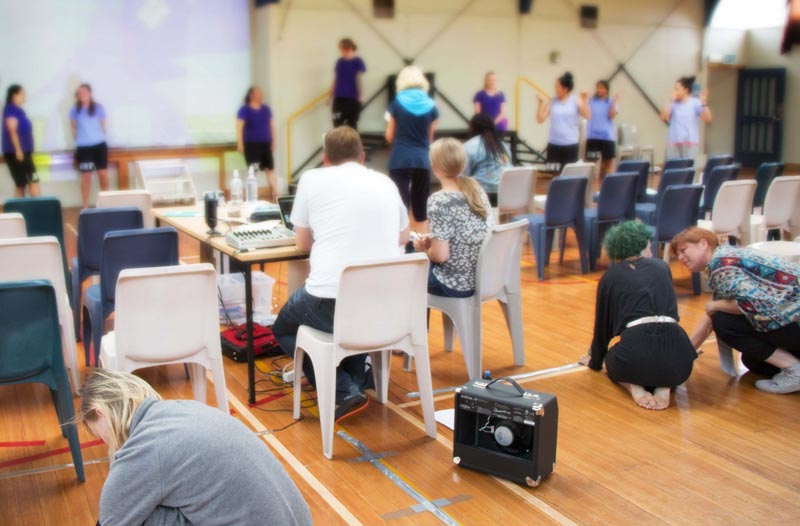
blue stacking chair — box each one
[592,159,650,204]
[3,197,72,302]
[583,172,638,271]
[516,176,589,280]
[642,159,694,203]
[701,164,740,218]
[651,184,704,294]
[82,227,179,365]
[700,154,734,187]
[71,208,144,345]
[751,162,784,212]
[0,280,85,482]
[635,168,696,226]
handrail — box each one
[514,77,551,132]
[286,90,329,180]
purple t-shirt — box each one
[237,104,272,143]
[2,104,34,154]
[334,57,366,100]
[473,90,507,131]
[667,97,703,145]
[587,96,616,141]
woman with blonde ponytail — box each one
[412,138,494,297]
[78,369,311,526]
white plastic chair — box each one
[496,167,536,222]
[0,237,80,392]
[292,254,436,459]
[99,264,229,412]
[96,190,155,228]
[534,161,595,210]
[749,176,800,242]
[406,220,528,379]
[697,180,756,246]
[0,213,26,238]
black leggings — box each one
[389,168,430,222]
[711,312,800,376]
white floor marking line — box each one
[226,391,364,526]
[384,399,580,526]
[0,458,108,480]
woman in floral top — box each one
[672,227,800,394]
[412,138,494,297]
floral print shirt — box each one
[708,245,800,332]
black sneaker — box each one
[334,393,368,423]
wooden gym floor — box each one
[1,200,799,526]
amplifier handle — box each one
[485,376,526,396]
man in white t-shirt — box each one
[273,126,410,421]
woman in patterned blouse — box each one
[412,138,494,297]
[672,227,800,394]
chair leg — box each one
[558,228,567,263]
[91,313,104,367]
[500,295,525,367]
[82,306,92,366]
[458,306,482,379]
[56,375,85,482]
[717,340,738,377]
[209,361,229,412]
[50,389,66,436]
[292,348,306,420]
[442,313,456,352]
[71,271,81,342]
[573,225,590,274]
[544,229,555,266]
[315,353,337,459]
[370,350,390,403]
[188,362,207,404]
[411,344,437,439]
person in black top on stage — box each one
[579,222,696,410]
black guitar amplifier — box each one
[453,377,558,487]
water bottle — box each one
[246,165,258,203]
[229,169,243,217]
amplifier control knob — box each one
[453,456,461,465]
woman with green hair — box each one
[579,221,696,410]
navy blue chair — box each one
[516,176,589,280]
[71,208,143,344]
[82,227,179,365]
[635,168,696,225]
[0,280,85,481]
[752,162,784,211]
[663,158,694,171]
[701,164,740,217]
[592,159,650,204]
[3,197,72,302]
[651,184,704,294]
[700,154,734,186]
[582,172,639,270]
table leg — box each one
[244,264,256,404]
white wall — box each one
[259,0,705,183]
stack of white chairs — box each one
[496,167,537,223]
[749,176,800,242]
[697,180,757,246]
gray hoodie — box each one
[98,397,312,526]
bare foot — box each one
[578,353,591,366]
[653,387,671,410]
[621,382,656,410]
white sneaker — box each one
[754,363,800,394]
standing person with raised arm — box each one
[661,76,712,161]
[536,71,591,171]
[2,85,40,197]
[585,80,618,180]
[385,65,439,232]
[328,37,366,130]
[473,72,508,132]
[70,83,109,208]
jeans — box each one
[272,287,368,402]
[428,267,474,298]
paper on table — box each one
[435,408,455,430]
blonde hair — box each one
[396,65,429,92]
[78,369,162,458]
[430,138,489,220]
[484,71,496,89]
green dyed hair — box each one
[603,221,652,261]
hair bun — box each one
[563,72,573,80]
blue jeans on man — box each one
[272,287,369,403]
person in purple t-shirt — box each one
[236,86,278,199]
[585,80,619,180]
[660,75,712,161]
[328,38,366,130]
[473,72,508,132]
[2,85,40,197]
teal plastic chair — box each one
[0,280,85,481]
[3,197,72,302]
